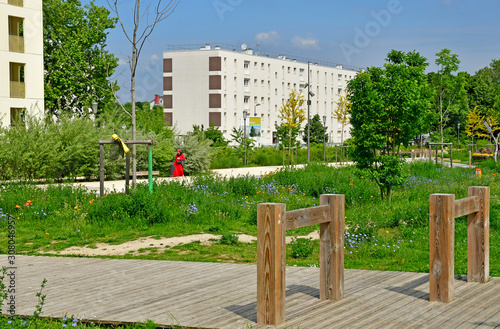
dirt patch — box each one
[42,231,319,257]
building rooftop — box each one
[165,43,360,72]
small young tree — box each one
[230,127,255,161]
[109,0,179,186]
[429,49,467,155]
[348,50,432,201]
[278,90,306,163]
[333,93,351,144]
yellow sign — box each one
[249,117,261,126]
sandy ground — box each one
[43,231,320,256]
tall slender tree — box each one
[277,90,306,163]
[429,49,466,154]
[109,0,179,187]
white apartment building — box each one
[163,44,356,145]
[0,0,44,127]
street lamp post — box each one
[323,115,327,162]
[243,110,248,166]
[457,122,460,149]
[307,61,311,163]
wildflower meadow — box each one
[0,161,498,277]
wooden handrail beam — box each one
[454,196,479,218]
[285,205,330,230]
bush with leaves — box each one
[174,134,212,175]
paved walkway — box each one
[36,163,348,194]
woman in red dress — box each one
[173,149,185,177]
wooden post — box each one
[125,152,130,195]
[99,144,104,197]
[319,194,344,300]
[467,186,490,283]
[257,203,286,325]
[429,194,455,302]
[450,148,453,168]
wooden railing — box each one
[257,194,345,325]
[429,186,490,302]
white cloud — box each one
[255,30,280,44]
[150,54,160,65]
[292,36,320,50]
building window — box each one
[209,57,221,71]
[8,0,23,7]
[244,96,250,109]
[244,61,249,74]
[8,16,24,53]
[163,58,172,73]
[10,62,25,98]
[244,78,250,92]
[261,63,264,70]
[254,79,257,87]
[10,108,25,127]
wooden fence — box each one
[429,186,490,302]
[256,194,345,325]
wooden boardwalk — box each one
[6,255,500,328]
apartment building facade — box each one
[163,44,356,145]
[0,0,44,127]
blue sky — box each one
[82,0,500,102]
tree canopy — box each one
[348,50,431,200]
[302,114,328,144]
[44,0,119,116]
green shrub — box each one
[219,233,239,245]
[290,237,315,259]
[174,134,212,175]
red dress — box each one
[173,153,185,177]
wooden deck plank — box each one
[4,256,499,329]
[410,280,498,328]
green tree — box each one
[473,59,500,113]
[429,49,467,147]
[43,0,119,116]
[204,123,228,147]
[333,93,351,144]
[302,114,328,144]
[278,90,306,163]
[348,50,431,201]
